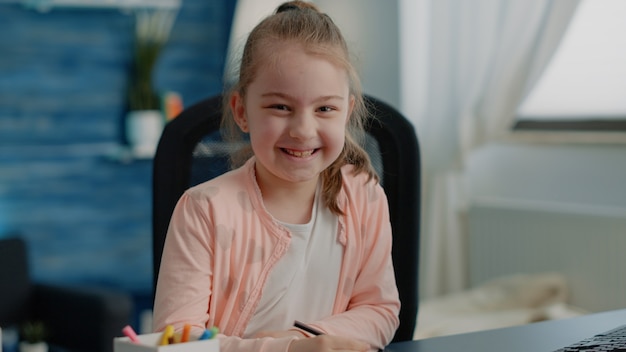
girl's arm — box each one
[302,181,401,350]
[153,191,300,352]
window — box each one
[514,0,626,133]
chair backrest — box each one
[0,236,33,327]
[152,94,421,342]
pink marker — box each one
[122,325,141,343]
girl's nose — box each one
[289,111,316,140]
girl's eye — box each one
[318,106,335,112]
[271,104,289,111]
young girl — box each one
[153,1,400,351]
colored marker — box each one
[122,325,141,343]
[293,320,324,336]
[160,325,175,345]
[199,326,219,340]
[181,324,191,343]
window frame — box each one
[513,119,626,132]
[512,0,626,140]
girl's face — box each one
[231,44,353,190]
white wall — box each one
[467,142,626,209]
[467,142,626,312]
[315,0,400,109]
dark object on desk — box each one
[553,324,626,352]
[384,309,626,352]
[0,236,134,352]
[152,94,421,342]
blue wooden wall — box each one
[0,0,235,303]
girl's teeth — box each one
[286,149,313,157]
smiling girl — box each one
[153,2,400,351]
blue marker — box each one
[199,326,219,340]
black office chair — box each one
[152,94,420,342]
[0,236,133,352]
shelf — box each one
[22,0,180,12]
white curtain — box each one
[414,0,580,299]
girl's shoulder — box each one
[340,163,380,187]
[338,164,388,221]
[340,163,383,200]
[185,163,250,200]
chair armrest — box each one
[33,283,133,352]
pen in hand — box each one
[293,320,324,336]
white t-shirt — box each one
[243,189,342,337]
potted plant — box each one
[125,9,177,158]
[19,321,48,352]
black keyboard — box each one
[554,324,626,351]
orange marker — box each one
[181,324,191,343]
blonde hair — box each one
[222,0,377,215]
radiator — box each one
[468,197,626,312]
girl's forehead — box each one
[246,45,351,99]
[261,50,347,82]
[240,38,352,94]
[259,43,345,74]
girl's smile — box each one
[281,148,317,158]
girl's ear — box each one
[230,91,249,132]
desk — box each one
[386,309,626,351]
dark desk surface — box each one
[386,309,626,352]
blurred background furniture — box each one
[152,94,421,342]
[0,236,134,352]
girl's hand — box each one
[288,335,369,352]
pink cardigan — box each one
[153,158,400,351]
